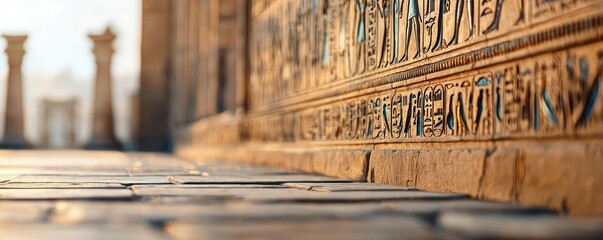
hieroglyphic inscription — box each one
[248,0,601,110]
[245,42,603,143]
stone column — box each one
[206,0,219,115]
[139,0,172,151]
[40,98,50,149]
[67,98,77,149]
[234,0,248,114]
[84,28,121,150]
[0,35,31,149]
[218,0,238,113]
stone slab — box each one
[0,188,134,200]
[46,201,390,224]
[0,168,129,176]
[0,223,167,240]
[132,184,283,189]
[382,199,555,216]
[0,182,126,189]
[169,175,352,184]
[2,150,603,239]
[9,176,172,185]
[440,212,603,239]
[283,182,416,192]
[369,149,486,197]
[0,202,54,223]
[131,186,465,202]
[196,164,301,175]
[0,151,131,168]
[168,216,436,240]
[127,169,201,176]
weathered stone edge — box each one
[177,139,603,216]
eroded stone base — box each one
[0,137,32,149]
[177,139,603,216]
[84,137,123,150]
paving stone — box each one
[0,151,131,168]
[127,169,201,176]
[197,164,301,175]
[9,175,172,185]
[0,188,134,200]
[382,199,555,216]
[131,186,465,202]
[0,202,54,223]
[0,183,126,189]
[169,174,353,184]
[2,150,602,239]
[0,168,129,176]
[128,154,198,172]
[132,184,283,189]
[0,223,167,240]
[440,212,603,239]
[131,186,301,198]
[142,196,242,204]
[47,202,391,224]
[167,216,437,240]
[283,182,416,192]
[245,190,466,203]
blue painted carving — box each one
[475,89,484,132]
[495,72,502,122]
[400,0,422,61]
[533,93,539,130]
[458,92,469,132]
[449,0,475,46]
[391,0,401,64]
[476,77,491,86]
[377,0,391,68]
[483,0,503,34]
[542,90,559,126]
[431,0,449,52]
[577,52,601,128]
[322,1,330,66]
[447,94,455,130]
[356,0,367,43]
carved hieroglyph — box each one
[171,0,603,215]
[245,0,603,144]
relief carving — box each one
[245,42,603,143]
[245,0,603,143]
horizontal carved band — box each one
[244,41,603,143]
[249,0,603,113]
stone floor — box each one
[0,151,602,239]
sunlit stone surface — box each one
[0,150,601,239]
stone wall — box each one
[165,0,603,215]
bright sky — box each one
[0,0,141,145]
